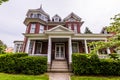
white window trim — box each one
[30,24,36,33]
[74,24,77,33]
[39,25,44,33]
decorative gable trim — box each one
[45,25,74,34]
[64,12,81,22]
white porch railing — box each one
[98,54,109,59]
[29,54,47,56]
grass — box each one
[71,76,120,80]
[0,73,49,80]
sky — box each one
[0,0,120,47]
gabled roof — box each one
[63,12,82,22]
[45,25,74,34]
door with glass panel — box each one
[55,43,65,59]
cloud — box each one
[0,0,120,47]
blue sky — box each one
[0,0,120,47]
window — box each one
[68,24,72,30]
[54,17,59,22]
[72,42,79,53]
[30,24,36,33]
[35,42,42,54]
[28,41,34,54]
[74,24,77,33]
[39,25,44,33]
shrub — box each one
[0,53,47,75]
[0,53,28,73]
[72,53,91,75]
[16,56,47,75]
[89,54,100,75]
[109,53,119,60]
[72,53,120,76]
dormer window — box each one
[54,17,59,22]
[52,15,61,22]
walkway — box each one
[48,73,71,80]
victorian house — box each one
[20,6,112,71]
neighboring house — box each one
[13,41,23,53]
[14,6,112,71]
[5,47,14,53]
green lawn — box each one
[0,73,49,80]
[71,76,120,80]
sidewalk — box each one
[48,73,71,80]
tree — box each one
[0,40,7,54]
[89,13,120,54]
[84,27,93,34]
[0,0,8,5]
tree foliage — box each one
[84,27,93,34]
[0,40,7,54]
[89,13,120,54]
[0,0,8,5]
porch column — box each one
[25,39,30,53]
[107,48,111,54]
[105,39,111,54]
[14,44,17,53]
[48,37,52,64]
[84,39,88,54]
[32,41,36,55]
[69,37,72,63]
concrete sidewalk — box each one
[48,73,71,80]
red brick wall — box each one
[35,23,40,33]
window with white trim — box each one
[28,41,34,54]
[68,24,72,30]
[74,24,77,33]
[30,24,36,33]
[39,25,44,33]
[72,42,79,53]
[35,42,42,54]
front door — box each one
[55,43,65,59]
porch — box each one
[25,37,111,71]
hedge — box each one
[0,53,47,75]
[16,56,47,75]
[72,53,120,76]
[0,53,28,73]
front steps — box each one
[48,60,69,72]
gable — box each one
[64,12,81,22]
[67,17,77,22]
[45,25,74,34]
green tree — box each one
[89,13,120,54]
[0,40,7,54]
[0,0,8,5]
[84,27,93,34]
